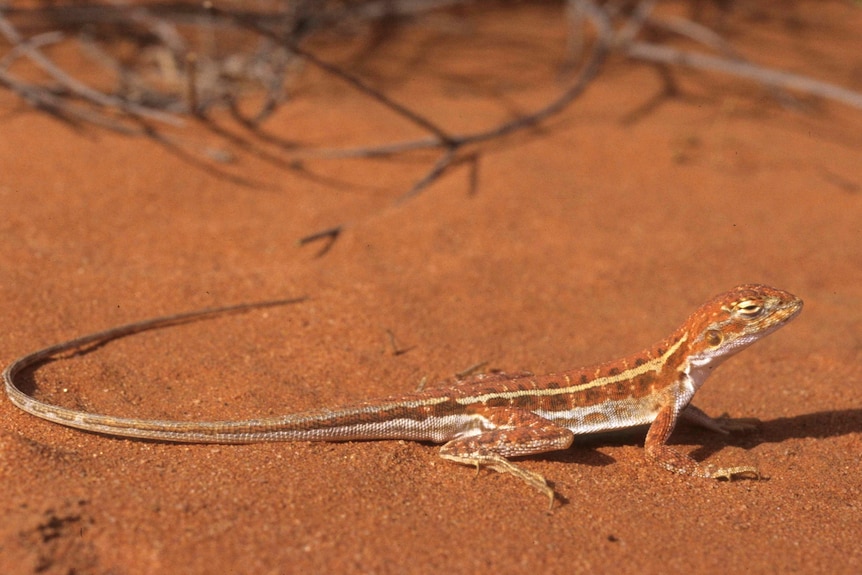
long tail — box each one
[3,297,316,442]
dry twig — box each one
[1,1,861,253]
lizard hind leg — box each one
[437,408,575,509]
[439,448,555,508]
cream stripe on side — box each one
[455,334,688,406]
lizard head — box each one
[684,284,803,372]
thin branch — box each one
[208,4,457,145]
[0,67,145,134]
[642,14,799,107]
[0,30,64,70]
[615,0,657,47]
[0,12,181,125]
[626,41,862,111]
[646,15,743,59]
[295,137,443,160]
[297,0,613,250]
[297,225,342,257]
[396,148,458,204]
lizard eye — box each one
[705,329,723,347]
[735,300,763,318]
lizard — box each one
[3,284,802,507]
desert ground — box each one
[1,2,861,573]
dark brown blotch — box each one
[584,387,602,404]
[544,393,570,411]
[421,397,462,419]
[635,373,655,396]
[516,394,541,410]
[484,396,510,409]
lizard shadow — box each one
[9,297,308,400]
[685,408,862,463]
[529,408,862,470]
[525,432,641,472]
[540,441,619,468]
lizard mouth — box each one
[750,297,803,338]
[775,298,804,325]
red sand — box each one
[1,2,861,573]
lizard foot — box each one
[707,465,762,480]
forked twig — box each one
[294,0,613,249]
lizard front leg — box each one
[437,407,574,508]
[645,405,760,480]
